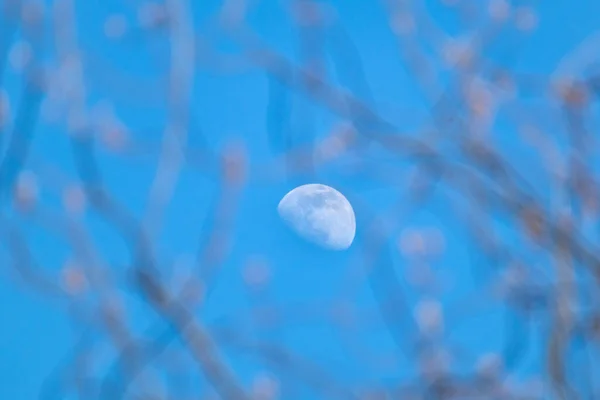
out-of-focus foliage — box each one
[2,0,600,399]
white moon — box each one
[277,183,356,250]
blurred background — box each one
[2,0,600,398]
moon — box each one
[277,183,356,250]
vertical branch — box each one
[0,1,45,203]
[142,0,196,240]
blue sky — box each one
[1,0,600,398]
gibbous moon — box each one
[277,183,356,251]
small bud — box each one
[14,171,38,211]
[398,228,426,256]
[292,1,323,26]
[560,83,589,107]
[101,123,128,152]
[520,206,544,241]
[0,90,10,128]
[222,140,247,185]
[251,373,279,400]
[61,261,87,295]
[466,78,494,117]
[9,41,32,72]
[488,0,510,21]
[21,2,45,26]
[442,37,473,68]
[476,352,503,378]
[63,185,86,216]
[138,3,169,29]
[415,299,443,334]
[514,6,538,32]
[243,256,271,289]
[316,123,354,162]
[419,348,451,381]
